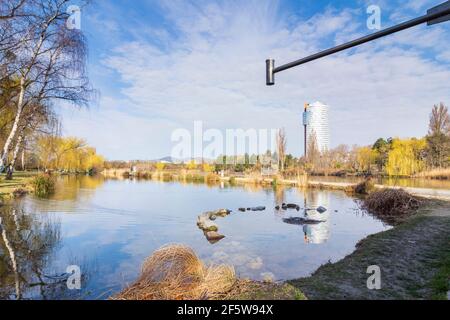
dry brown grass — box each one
[113,244,235,300]
[362,189,423,223]
[415,168,450,180]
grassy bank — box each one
[288,201,450,300]
[0,171,37,200]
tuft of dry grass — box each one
[113,244,235,300]
[362,189,423,223]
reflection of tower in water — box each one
[302,190,331,244]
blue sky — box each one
[59,0,450,160]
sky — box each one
[59,0,450,160]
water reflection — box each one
[0,204,61,299]
[1,176,392,299]
[302,190,331,244]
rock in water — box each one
[215,209,232,217]
[275,206,280,210]
[238,208,246,212]
[251,206,266,212]
[317,206,327,213]
[283,217,324,225]
[286,203,298,209]
[197,215,219,232]
[205,231,225,243]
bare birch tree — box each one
[0,0,93,172]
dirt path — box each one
[289,201,450,300]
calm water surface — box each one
[0,176,391,300]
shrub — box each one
[32,174,56,198]
[362,188,422,222]
[354,178,375,195]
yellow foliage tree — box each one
[356,147,378,172]
[35,136,104,172]
[186,160,197,170]
[156,162,166,171]
[203,163,213,173]
[386,138,426,176]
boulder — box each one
[215,209,232,217]
[251,206,266,212]
[286,203,298,209]
[238,208,246,212]
[275,206,280,210]
[317,206,327,213]
[204,231,225,243]
[200,220,219,232]
[197,215,219,232]
[283,217,324,225]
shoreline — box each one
[288,200,450,300]
[0,171,36,201]
[102,169,450,202]
[228,200,450,300]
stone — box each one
[205,231,225,242]
[251,206,266,212]
[283,217,324,225]
[239,208,246,212]
[286,203,298,209]
[275,206,280,210]
[197,215,219,232]
[215,209,231,217]
[317,206,327,213]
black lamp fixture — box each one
[266,1,450,86]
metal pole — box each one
[267,1,450,85]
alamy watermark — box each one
[367,265,381,290]
[367,5,382,30]
[66,5,81,30]
[171,121,280,165]
[66,265,81,290]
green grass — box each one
[0,171,37,198]
[289,202,450,300]
[430,248,450,300]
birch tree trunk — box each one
[11,133,24,169]
[0,77,25,171]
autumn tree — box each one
[0,0,93,175]
[386,138,426,176]
[356,147,377,173]
[276,128,287,172]
[425,103,450,168]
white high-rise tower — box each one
[303,101,330,154]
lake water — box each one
[0,176,391,300]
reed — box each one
[415,168,450,180]
[31,174,55,198]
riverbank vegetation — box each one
[290,201,450,300]
[362,189,423,224]
[31,174,55,197]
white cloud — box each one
[63,0,450,159]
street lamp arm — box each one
[266,1,450,85]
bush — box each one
[32,174,56,198]
[354,178,375,195]
[362,189,422,222]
